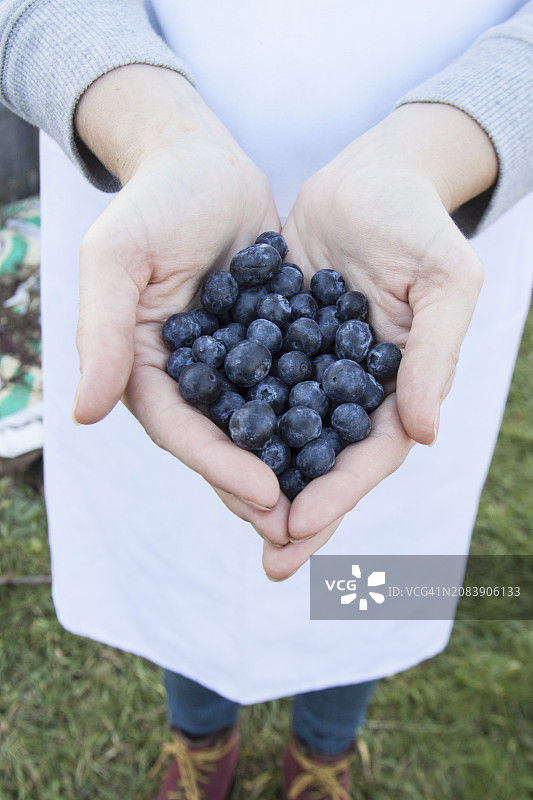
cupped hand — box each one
[73,66,289,544]
[263,104,497,578]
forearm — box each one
[75,65,206,186]
[395,0,533,235]
[351,102,498,215]
[74,63,258,192]
[0,0,193,190]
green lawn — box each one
[1,304,532,800]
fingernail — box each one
[239,497,274,512]
[72,384,82,426]
[429,404,440,446]
[266,569,298,582]
[251,524,285,548]
[289,532,317,543]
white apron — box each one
[40,0,532,704]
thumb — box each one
[73,233,142,425]
[396,246,483,445]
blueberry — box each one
[278,406,322,449]
[311,353,337,384]
[166,347,195,381]
[189,307,220,336]
[322,359,367,403]
[230,243,282,286]
[257,434,291,475]
[358,372,385,413]
[284,317,322,357]
[178,362,222,405]
[231,285,268,326]
[322,398,341,429]
[201,271,239,315]
[278,467,308,501]
[296,438,336,480]
[276,351,313,386]
[209,391,246,428]
[317,305,340,353]
[366,342,402,381]
[319,427,345,456]
[336,291,368,322]
[213,322,247,351]
[162,311,201,350]
[289,381,329,418]
[269,358,281,379]
[290,292,319,321]
[331,403,371,442]
[256,293,292,328]
[228,400,277,450]
[311,269,346,305]
[267,263,304,297]
[217,370,239,394]
[335,320,374,362]
[247,376,289,415]
[215,311,233,327]
[255,231,288,261]
[247,318,284,354]
[191,335,227,368]
[224,340,272,387]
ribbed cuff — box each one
[395,33,533,237]
[0,0,195,192]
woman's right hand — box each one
[73,65,290,546]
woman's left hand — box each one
[263,103,497,580]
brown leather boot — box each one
[153,724,240,800]
[283,734,354,800]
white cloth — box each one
[41,0,533,704]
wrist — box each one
[74,64,230,184]
[374,103,498,213]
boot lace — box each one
[287,738,353,800]
[149,728,237,800]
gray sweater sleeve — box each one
[1,1,533,234]
[395,1,533,236]
[0,0,194,192]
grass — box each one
[1,303,532,800]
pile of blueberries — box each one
[162,232,401,501]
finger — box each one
[213,486,291,546]
[125,364,281,509]
[73,227,149,425]
[287,395,414,541]
[262,517,343,581]
[398,247,483,444]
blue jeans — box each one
[163,669,378,756]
